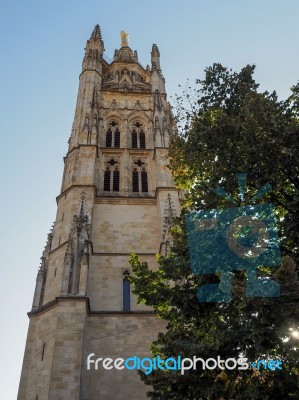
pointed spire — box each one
[90,24,102,41]
[151,44,161,71]
[152,44,160,57]
[88,24,104,49]
[82,24,105,72]
[79,200,85,219]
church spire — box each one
[90,24,103,41]
[82,24,105,72]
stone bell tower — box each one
[18,25,180,400]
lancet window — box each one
[131,122,146,149]
[103,158,120,192]
[106,120,120,148]
[132,158,148,193]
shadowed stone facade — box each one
[18,25,180,400]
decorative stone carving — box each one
[120,31,129,47]
[154,89,163,112]
[127,109,150,123]
[131,157,147,170]
[111,99,117,110]
[90,87,99,110]
[82,148,94,159]
[62,193,91,295]
[155,116,160,128]
[163,117,167,130]
[83,114,89,132]
[105,156,120,165]
[32,229,53,310]
[102,84,151,93]
[79,239,90,295]
[134,100,143,110]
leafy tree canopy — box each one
[130,64,299,399]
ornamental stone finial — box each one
[120,31,129,47]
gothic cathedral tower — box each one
[18,25,180,400]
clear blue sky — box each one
[1,1,299,398]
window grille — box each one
[114,129,120,147]
[104,169,111,191]
[113,169,120,191]
[139,130,145,149]
[132,170,139,192]
[141,170,148,192]
[132,130,138,148]
[106,129,112,147]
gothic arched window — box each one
[132,159,148,193]
[131,122,146,149]
[103,158,120,192]
[123,270,131,311]
[106,121,121,148]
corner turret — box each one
[151,44,161,71]
[82,24,105,72]
[150,43,165,93]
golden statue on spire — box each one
[120,31,129,47]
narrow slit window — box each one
[41,342,45,361]
[123,277,131,311]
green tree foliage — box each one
[129,64,299,399]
